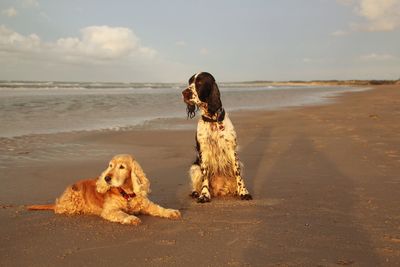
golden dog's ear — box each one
[130,157,151,197]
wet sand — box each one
[1,85,399,266]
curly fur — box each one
[27,154,181,225]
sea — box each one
[0,81,370,168]
[0,81,368,138]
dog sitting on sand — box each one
[182,72,252,203]
[27,154,181,225]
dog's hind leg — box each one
[189,164,202,198]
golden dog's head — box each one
[96,154,150,197]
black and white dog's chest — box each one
[196,118,237,176]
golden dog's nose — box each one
[105,176,112,183]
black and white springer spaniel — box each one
[182,72,252,203]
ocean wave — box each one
[0,81,186,90]
[0,80,333,91]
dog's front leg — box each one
[233,152,252,200]
[101,207,141,225]
[189,163,211,203]
[189,160,212,203]
[140,199,181,219]
[197,163,212,203]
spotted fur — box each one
[182,72,252,203]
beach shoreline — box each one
[1,85,399,266]
[0,83,367,138]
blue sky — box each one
[0,0,399,82]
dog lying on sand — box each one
[27,154,181,225]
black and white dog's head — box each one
[182,72,222,119]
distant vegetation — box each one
[235,79,400,86]
[1,79,398,88]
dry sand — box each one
[1,85,399,266]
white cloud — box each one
[0,25,41,52]
[0,25,156,62]
[175,40,186,46]
[356,0,400,31]
[0,25,190,82]
[358,0,395,19]
[360,53,397,61]
[338,0,400,32]
[55,26,156,61]
[2,7,18,17]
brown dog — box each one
[27,154,181,225]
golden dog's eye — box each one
[109,164,113,168]
[119,165,125,169]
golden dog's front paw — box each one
[166,209,181,220]
[122,215,141,225]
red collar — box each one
[118,188,136,200]
[201,108,225,123]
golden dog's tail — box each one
[26,204,55,211]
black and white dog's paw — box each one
[240,193,252,200]
[197,195,211,203]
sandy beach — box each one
[1,85,399,266]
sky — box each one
[0,0,399,82]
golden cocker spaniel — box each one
[27,154,181,225]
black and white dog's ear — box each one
[188,74,196,84]
[186,104,196,119]
[207,82,222,114]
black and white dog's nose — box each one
[182,88,193,102]
[182,88,191,97]
[105,176,112,183]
